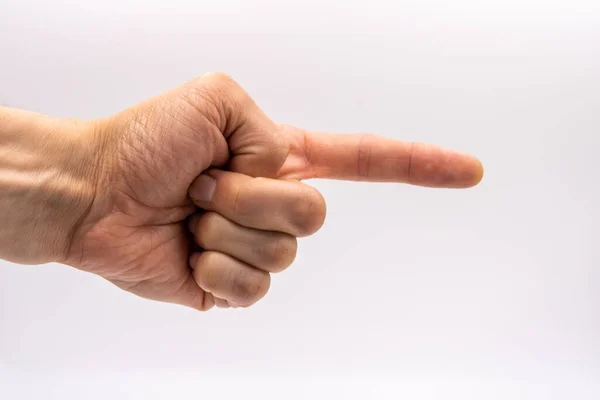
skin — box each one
[0,72,483,311]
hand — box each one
[1,73,483,310]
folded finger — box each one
[188,169,326,237]
[189,212,297,273]
[190,251,270,307]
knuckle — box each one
[263,235,297,272]
[291,187,327,236]
[185,72,244,134]
[202,72,245,106]
[231,270,270,307]
[202,72,254,111]
[203,71,236,88]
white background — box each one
[1,0,599,398]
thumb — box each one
[198,73,289,178]
[227,111,289,178]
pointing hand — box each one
[1,73,482,310]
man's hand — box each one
[0,73,483,310]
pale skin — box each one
[0,72,483,311]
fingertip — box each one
[407,144,484,189]
[472,157,485,186]
[460,155,484,188]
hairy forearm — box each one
[0,106,101,264]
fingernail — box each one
[190,175,216,203]
[188,214,199,234]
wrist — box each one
[0,107,105,265]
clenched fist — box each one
[0,73,483,311]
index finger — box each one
[283,128,484,188]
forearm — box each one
[0,106,101,264]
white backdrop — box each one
[1,1,599,398]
